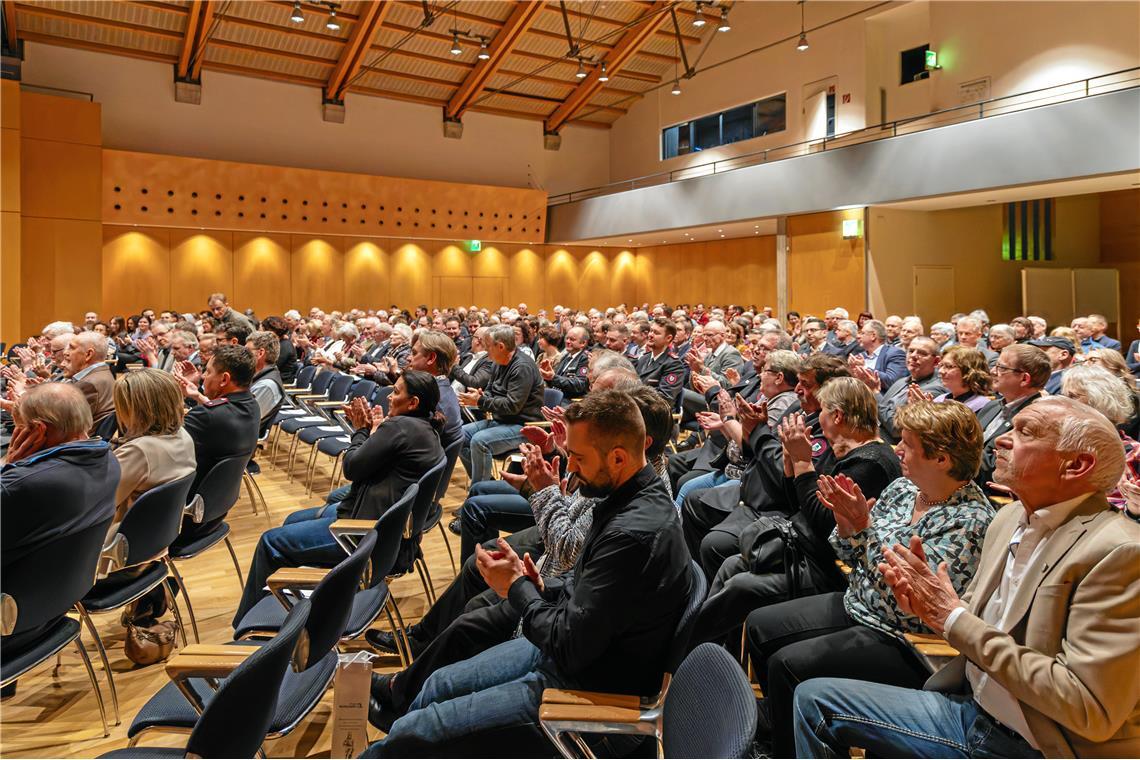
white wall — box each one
[19,42,611,195]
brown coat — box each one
[76,362,115,426]
[931,494,1140,757]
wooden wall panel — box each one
[390,243,432,310]
[20,218,55,336]
[2,81,20,346]
[345,238,391,310]
[52,220,103,317]
[170,230,234,315]
[472,277,507,310]
[544,247,579,310]
[788,210,865,318]
[20,139,103,222]
[508,246,545,309]
[610,249,638,307]
[437,276,473,310]
[291,237,344,313]
[233,232,291,318]
[20,92,101,146]
[577,248,613,309]
[102,226,171,320]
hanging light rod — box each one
[325,3,340,32]
[692,2,707,27]
[289,0,304,24]
[797,0,809,50]
[717,5,731,32]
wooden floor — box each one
[0,441,466,759]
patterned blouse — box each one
[830,477,995,637]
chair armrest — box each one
[293,393,328,402]
[313,400,347,408]
[1,593,16,636]
[523,421,553,429]
[330,519,375,537]
[267,567,328,609]
[165,645,253,681]
[903,633,960,658]
[991,494,1014,506]
[835,560,852,575]
[541,688,640,709]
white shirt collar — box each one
[71,362,102,382]
[1018,492,1095,533]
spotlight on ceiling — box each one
[717,6,731,32]
[450,33,462,55]
[598,61,609,82]
[326,5,340,31]
[575,59,588,79]
[477,37,490,60]
[797,32,809,51]
[290,1,304,23]
[692,3,706,27]
[671,79,682,95]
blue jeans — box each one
[232,502,343,627]
[460,419,524,484]
[793,678,1042,758]
[362,637,560,756]
[673,470,729,511]
[460,480,535,563]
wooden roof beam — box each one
[445,0,543,121]
[3,0,19,51]
[545,1,669,134]
[541,2,700,46]
[324,0,392,102]
[176,0,215,81]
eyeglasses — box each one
[993,363,1026,375]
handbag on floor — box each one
[124,618,178,666]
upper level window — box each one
[662,93,787,160]
[901,44,930,85]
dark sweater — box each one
[476,350,545,425]
[341,414,444,520]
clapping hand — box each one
[520,425,554,455]
[691,372,718,394]
[540,405,566,426]
[696,410,725,433]
[685,350,705,375]
[458,388,483,407]
[537,356,555,381]
[907,383,934,404]
[520,443,561,492]
[724,367,742,387]
[817,473,874,536]
[716,389,736,418]
[777,412,814,465]
[878,535,961,635]
[475,538,542,597]
[172,361,204,400]
[848,361,881,392]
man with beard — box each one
[359,390,691,757]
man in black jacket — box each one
[362,390,691,757]
[538,325,590,401]
[457,325,544,483]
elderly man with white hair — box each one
[794,395,1139,758]
[63,331,115,429]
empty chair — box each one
[75,472,197,725]
[544,387,565,409]
[281,372,356,478]
[399,456,449,604]
[2,517,115,738]
[422,437,463,575]
[168,455,249,643]
[100,599,312,759]
[298,378,378,495]
[92,411,119,442]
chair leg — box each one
[76,604,119,726]
[245,472,272,528]
[304,445,321,498]
[286,436,303,481]
[331,453,344,490]
[413,558,435,605]
[416,557,438,605]
[165,559,198,644]
[381,605,410,669]
[386,594,414,665]
[224,536,246,589]
[164,579,190,648]
[242,471,259,516]
[436,521,457,576]
[73,637,110,738]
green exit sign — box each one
[467,240,482,252]
[925,49,938,69]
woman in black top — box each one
[232,370,445,624]
[262,315,298,383]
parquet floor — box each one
[0,441,466,758]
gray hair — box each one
[335,323,359,340]
[1061,365,1135,426]
[836,319,858,336]
[930,322,954,338]
[765,349,802,387]
[172,330,199,349]
[284,309,302,321]
[590,349,635,375]
[42,321,76,339]
[73,330,108,361]
[862,319,887,342]
[247,330,281,364]
[16,382,92,438]
[989,324,1015,342]
[486,324,516,350]
[391,323,413,343]
[1035,396,1126,493]
[968,309,991,325]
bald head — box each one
[66,331,108,377]
[591,367,641,391]
[13,382,93,452]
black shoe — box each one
[1,681,16,699]
[448,517,462,536]
[754,696,772,736]
[369,673,403,732]
[369,694,399,733]
[365,628,402,656]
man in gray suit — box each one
[685,320,744,386]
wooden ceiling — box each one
[7,0,729,130]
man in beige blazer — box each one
[792,395,1140,758]
[64,331,115,429]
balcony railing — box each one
[547,67,1140,206]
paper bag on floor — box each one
[332,651,378,758]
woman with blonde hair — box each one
[930,345,992,413]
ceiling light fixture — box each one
[326,4,340,31]
[692,2,706,27]
[717,6,731,32]
[450,32,462,55]
[796,1,809,51]
[290,1,304,23]
[477,37,490,60]
[671,79,681,95]
[598,62,609,82]
[575,58,588,79]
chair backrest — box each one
[293,364,318,391]
[433,438,463,506]
[543,387,564,409]
[118,472,197,565]
[186,598,312,758]
[326,373,356,403]
[409,455,449,536]
[297,531,377,669]
[192,454,249,524]
[372,385,394,415]
[666,560,708,675]
[1,517,112,636]
[663,643,756,759]
[92,411,119,442]
[362,484,417,585]
[348,379,377,403]
[309,369,336,397]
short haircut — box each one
[114,368,185,438]
[862,319,888,342]
[223,323,251,345]
[652,317,677,339]
[392,323,414,343]
[591,367,642,391]
[800,353,850,386]
[565,389,645,457]
[1061,364,1135,426]
[803,317,826,331]
[15,382,92,438]
[815,376,879,436]
[416,330,458,373]
[589,349,635,375]
[486,324,516,350]
[895,400,984,480]
[246,330,281,364]
[262,315,289,338]
[74,330,108,360]
[627,386,673,460]
[941,345,993,395]
[335,323,359,340]
[1034,396,1126,492]
[210,344,255,388]
[171,329,199,349]
[1002,344,1051,388]
[607,323,630,338]
[208,292,228,304]
[988,324,1015,342]
[765,349,802,387]
[1086,348,1132,381]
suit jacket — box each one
[975,393,1041,490]
[74,363,115,426]
[929,494,1140,757]
[636,350,685,406]
[878,372,947,443]
[546,349,590,400]
[704,343,745,386]
[869,344,907,390]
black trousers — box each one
[745,591,929,757]
[681,484,758,579]
[406,526,543,651]
[690,555,790,648]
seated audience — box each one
[955,315,998,365]
[457,325,544,484]
[975,344,1050,491]
[537,325,590,401]
[64,331,115,428]
[851,335,945,442]
[1061,364,1140,511]
[405,330,463,449]
[207,291,255,334]
[748,400,992,756]
[1032,334,1077,394]
[450,326,494,392]
[245,331,286,438]
[1082,313,1122,352]
[822,319,861,360]
[930,345,993,412]
[851,319,907,390]
[233,370,445,624]
[635,317,685,406]
[793,396,1137,759]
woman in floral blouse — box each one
[745,400,995,757]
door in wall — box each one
[437,276,473,310]
[472,277,507,311]
[912,266,956,328]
